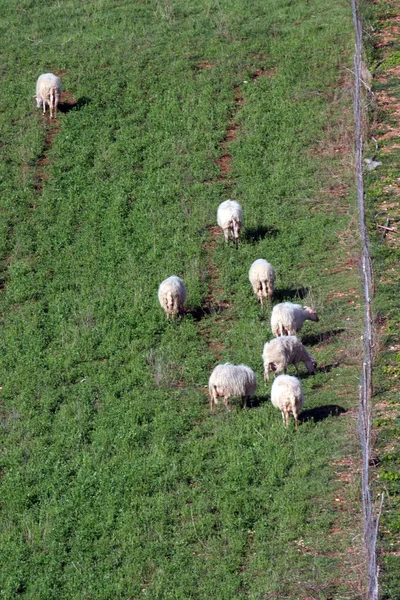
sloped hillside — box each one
[0,1,366,598]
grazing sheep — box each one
[271,374,304,428]
[249,259,275,305]
[217,200,243,249]
[271,302,319,337]
[262,336,317,381]
[158,276,186,319]
[208,363,257,414]
[34,73,62,119]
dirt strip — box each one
[34,71,76,196]
[199,68,272,359]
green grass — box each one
[0,1,364,598]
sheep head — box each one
[33,94,43,108]
[264,362,277,382]
[304,306,319,322]
[305,358,317,375]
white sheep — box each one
[158,276,186,319]
[270,374,304,428]
[249,259,275,305]
[271,302,319,337]
[34,73,62,119]
[208,363,257,414]
[217,200,243,249]
[262,336,317,381]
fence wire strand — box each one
[351,1,382,598]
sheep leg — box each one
[242,395,248,409]
[285,410,290,427]
[293,410,299,430]
[264,369,269,383]
[209,388,217,415]
[281,410,286,425]
[223,396,232,412]
[223,229,229,243]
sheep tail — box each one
[50,88,57,116]
[166,290,174,313]
[261,281,269,297]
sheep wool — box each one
[262,335,317,381]
[249,259,275,305]
[35,73,62,119]
[271,374,304,428]
[271,302,319,337]
[217,200,243,249]
[158,276,186,319]
[208,363,257,414]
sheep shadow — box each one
[273,286,309,302]
[244,225,279,243]
[186,303,229,322]
[301,328,346,346]
[247,395,269,409]
[317,362,340,374]
[58,96,91,114]
[300,404,346,423]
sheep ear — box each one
[33,94,37,98]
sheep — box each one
[262,336,317,381]
[208,363,257,414]
[270,374,304,429]
[158,276,186,319]
[217,200,243,249]
[34,73,62,119]
[271,302,319,337]
[249,259,275,305]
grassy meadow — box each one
[0,0,365,598]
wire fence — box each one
[351,1,383,598]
